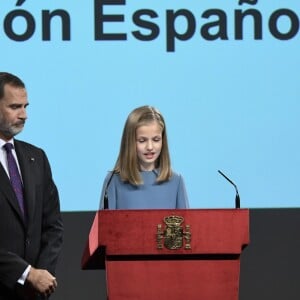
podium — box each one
[82,209,249,300]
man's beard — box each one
[0,120,24,139]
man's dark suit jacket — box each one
[0,139,63,300]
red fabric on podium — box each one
[82,209,249,300]
[106,260,240,299]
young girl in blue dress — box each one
[100,105,189,209]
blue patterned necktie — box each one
[3,143,26,216]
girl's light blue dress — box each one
[100,169,189,209]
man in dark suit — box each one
[0,72,63,300]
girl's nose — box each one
[146,140,153,150]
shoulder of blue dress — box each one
[105,171,118,184]
[105,171,114,179]
[171,170,181,178]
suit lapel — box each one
[14,140,36,226]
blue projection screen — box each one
[1,0,299,211]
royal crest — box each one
[157,215,191,250]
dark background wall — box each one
[52,209,300,300]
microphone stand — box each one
[103,171,115,209]
[218,170,240,209]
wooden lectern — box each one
[82,209,249,300]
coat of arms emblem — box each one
[157,215,191,250]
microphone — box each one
[218,170,240,209]
[103,171,115,209]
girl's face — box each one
[135,121,163,171]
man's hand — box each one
[26,267,57,297]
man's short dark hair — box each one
[0,72,25,100]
